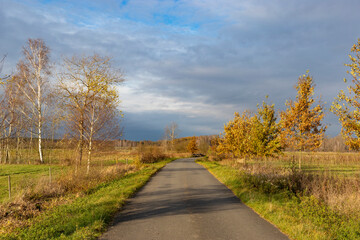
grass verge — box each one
[1,158,175,240]
[197,159,360,240]
[0,165,67,202]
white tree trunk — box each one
[87,137,92,175]
[37,91,43,164]
[38,121,43,163]
[87,106,95,175]
[5,123,12,164]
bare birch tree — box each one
[57,54,124,172]
[165,122,179,151]
[1,76,23,163]
[85,97,122,174]
[15,39,51,163]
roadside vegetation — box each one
[1,157,175,239]
[197,158,360,240]
[201,39,360,239]
[0,140,192,239]
[0,38,197,239]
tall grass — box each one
[0,159,174,239]
[0,162,134,234]
[198,154,360,239]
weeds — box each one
[198,158,360,239]
[1,159,174,240]
[0,163,134,234]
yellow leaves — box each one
[217,99,282,159]
[187,136,198,154]
[281,72,326,151]
[332,38,360,150]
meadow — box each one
[199,151,360,240]
[0,143,180,239]
[259,151,360,176]
[0,146,139,199]
[1,140,359,240]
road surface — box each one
[100,158,289,240]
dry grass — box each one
[198,159,360,239]
[220,157,360,219]
[0,162,135,234]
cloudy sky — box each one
[1,0,360,140]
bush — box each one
[138,146,168,163]
[207,149,226,161]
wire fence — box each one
[0,167,58,202]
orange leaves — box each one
[216,72,326,160]
[217,100,282,159]
[187,136,198,155]
[280,73,326,151]
[331,38,360,150]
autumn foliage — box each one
[214,73,327,162]
[331,38,360,150]
[215,99,282,161]
[280,73,326,151]
[187,136,198,155]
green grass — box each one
[0,148,139,202]
[0,165,67,202]
[1,158,174,240]
[197,159,360,240]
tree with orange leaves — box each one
[187,136,198,155]
[331,39,360,150]
[217,111,254,162]
[280,72,326,168]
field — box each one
[0,144,181,239]
[260,152,360,176]
[1,150,359,203]
[0,164,67,202]
[0,148,140,202]
[1,158,175,239]
[199,151,360,240]
[1,148,359,239]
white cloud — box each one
[117,83,236,121]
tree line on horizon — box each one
[0,38,123,173]
[211,38,360,164]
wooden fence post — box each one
[49,167,52,185]
[8,175,11,199]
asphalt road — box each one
[100,158,289,240]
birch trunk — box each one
[87,106,95,175]
[87,136,92,175]
[37,57,44,164]
[29,126,33,164]
[16,130,20,164]
[5,123,12,164]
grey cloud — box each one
[1,0,360,139]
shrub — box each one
[138,146,168,163]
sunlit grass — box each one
[0,165,67,202]
[0,159,174,240]
[197,159,360,240]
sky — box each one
[1,0,360,141]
